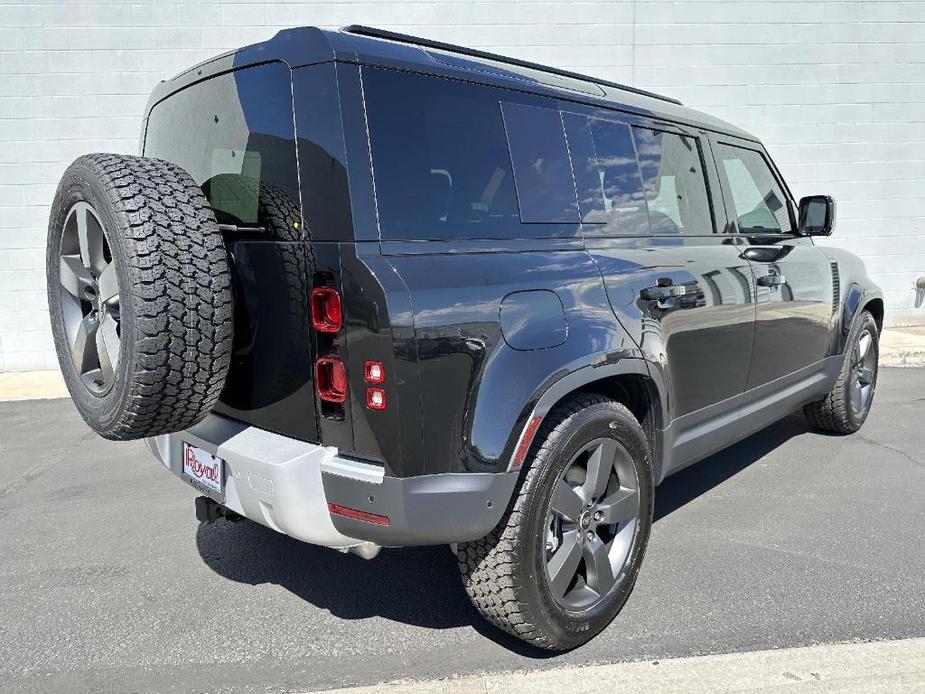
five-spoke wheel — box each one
[458,394,654,650]
[58,201,121,395]
[804,309,879,434]
[544,437,640,610]
[849,328,876,416]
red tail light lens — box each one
[365,387,387,410]
[363,360,385,384]
[315,356,347,403]
[310,287,342,333]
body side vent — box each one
[830,260,840,315]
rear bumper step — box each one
[145,413,517,550]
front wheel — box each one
[804,310,879,434]
[457,394,654,650]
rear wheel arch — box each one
[508,360,665,478]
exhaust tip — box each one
[347,542,382,560]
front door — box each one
[711,137,834,388]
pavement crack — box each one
[853,433,925,472]
[0,430,97,499]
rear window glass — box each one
[632,128,714,235]
[366,69,582,240]
[563,114,649,234]
[144,62,301,240]
[501,102,578,223]
[364,67,524,240]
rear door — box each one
[574,114,756,470]
[144,61,319,442]
[710,137,834,388]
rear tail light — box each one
[310,287,342,333]
[363,360,385,384]
[315,356,347,403]
[365,387,387,410]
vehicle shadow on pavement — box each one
[654,414,813,521]
[196,414,814,655]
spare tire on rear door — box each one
[46,153,233,440]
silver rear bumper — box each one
[145,413,382,550]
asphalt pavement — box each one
[1,369,923,693]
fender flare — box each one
[504,357,666,473]
[840,283,883,355]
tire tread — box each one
[457,393,641,650]
[803,310,878,435]
[51,153,232,440]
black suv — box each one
[47,26,883,650]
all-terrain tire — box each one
[803,310,879,434]
[457,394,654,650]
[47,153,233,440]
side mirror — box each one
[798,195,835,236]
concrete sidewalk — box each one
[1,326,922,402]
[880,325,925,367]
[322,638,925,693]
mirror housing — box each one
[798,195,835,236]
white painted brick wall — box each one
[1,0,923,370]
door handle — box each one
[740,246,788,263]
[757,273,785,288]
[640,281,687,301]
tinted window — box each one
[633,128,713,235]
[715,143,793,233]
[501,102,578,223]
[364,67,521,240]
[562,114,648,234]
[144,62,301,240]
[589,119,649,234]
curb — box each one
[880,346,925,368]
[0,370,68,401]
[319,638,925,693]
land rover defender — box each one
[47,26,883,649]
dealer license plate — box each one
[182,442,224,497]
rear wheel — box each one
[458,394,654,650]
[804,310,879,434]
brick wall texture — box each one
[1,0,923,369]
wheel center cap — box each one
[579,511,593,530]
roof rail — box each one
[342,25,682,106]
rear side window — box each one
[363,67,520,240]
[144,62,301,240]
[562,114,649,234]
[501,102,578,223]
[633,128,714,235]
[714,143,793,233]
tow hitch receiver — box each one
[194,496,241,523]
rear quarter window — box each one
[363,67,579,241]
[501,102,578,223]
